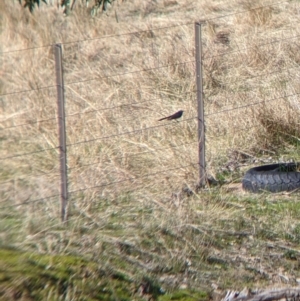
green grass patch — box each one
[0,248,208,301]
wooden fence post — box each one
[195,22,206,187]
[54,43,68,222]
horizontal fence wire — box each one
[64,60,196,86]
[209,124,300,146]
[199,0,286,23]
[0,1,286,54]
[0,44,54,55]
[207,124,262,140]
[68,162,199,195]
[205,34,300,60]
[2,92,297,161]
[211,65,300,87]
[0,59,192,96]
[0,85,57,97]
[65,90,197,118]
[2,0,296,213]
[0,142,197,186]
[0,171,60,186]
[2,36,298,98]
[67,117,196,147]
[2,26,298,98]
[1,60,194,97]
[68,140,198,171]
[205,92,300,117]
[1,83,295,133]
[2,59,298,130]
[0,194,60,210]
[0,146,59,160]
[0,163,198,210]
[3,91,299,161]
[60,0,285,46]
[226,18,300,40]
[2,89,296,163]
[1,117,57,130]
[64,31,300,86]
[3,61,297,131]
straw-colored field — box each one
[2,0,300,300]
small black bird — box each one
[158,110,184,121]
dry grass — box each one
[2,0,300,298]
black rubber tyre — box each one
[242,163,300,193]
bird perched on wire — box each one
[158,110,184,121]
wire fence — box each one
[2,0,299,220]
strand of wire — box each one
[0,171,60,186]
[205,33,300,60]
[68,162,198,195]
[243,19,300,41]
[60,0,286,46]
[1,89,195,130]
[8,87,294,154]
[206,124,283,171]
[1,92,186,129]
[1,117,57,131]
[0,141,197,181]
[65,31,300,87]
[1,55,294,130]
[0,146,59,161]
[0,0,286,55]
[66,89,300,147]
[2,59,296,131]
[1,120,195,163]
[2,33,298,98]
[0,163,198,210]
[208,66,299,109]
[0,60,194,97]
[0,84,57,97]
[199,0,286,23]
[207,124,262,140]
[209,123,287,167]
[71,21,297,65]
[64,60,195,86]
[65,90,196,119]
[206,64,300,88]
[67,117,195,147]
[0,141,197,188]
[205,92,300,117]
[3,92,299,160]
[0,47,300,108]
[3,92,299,162]
[65,65,299,114]
[0,194,60,210]
[68,140,198,171]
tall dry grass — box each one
[2,0,300,292]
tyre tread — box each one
[242,163,300,193]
